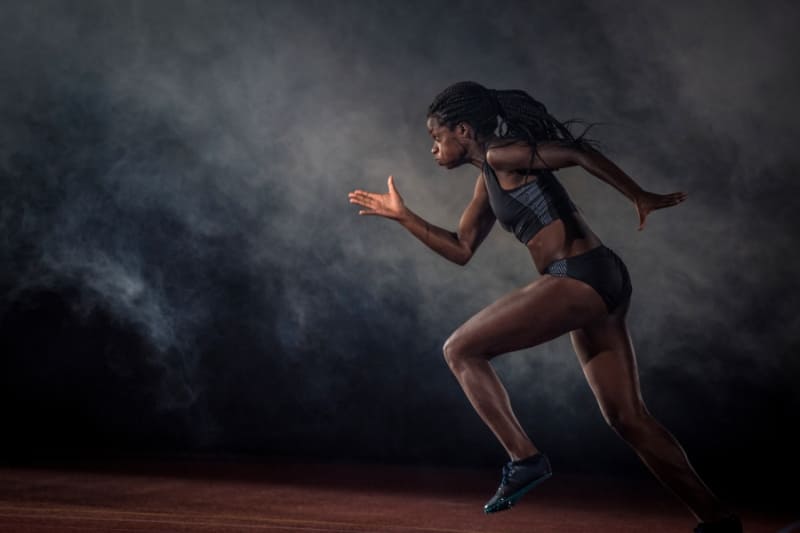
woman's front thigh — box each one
[446,275,608,360]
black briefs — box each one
[544,245,632,313]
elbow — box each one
[448,234,473,266]
[454,249,473,266]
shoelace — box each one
[500,462,516,486]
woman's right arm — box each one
[348,174,495,266]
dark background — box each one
[1,0,797,509]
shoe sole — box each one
[483,471,553,514]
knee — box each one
[602,405,652,437]
[442,333,474,372]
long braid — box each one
[427,81,601,170]
[491,89,599,150]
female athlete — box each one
[347,81,741,533]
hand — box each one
[348,175,408,220]
[634,190,688,231]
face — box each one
[426,116,471,169]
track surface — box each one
[0,458,795,532]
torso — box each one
[524,216,603,275]
[483,161,603,274]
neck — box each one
[467,139,491,169]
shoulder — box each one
[485,140,531,172]
[487,140,584,171]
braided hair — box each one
[427,81,600,169]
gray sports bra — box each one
[482,160,577,244]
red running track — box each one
[0,457,795,532]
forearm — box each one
[579,149,644,202]
[397,208,470,265]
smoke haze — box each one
[1,0,797,493]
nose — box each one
[431,143,438,155]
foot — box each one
[693,514,742,533]
[483,452,552,514]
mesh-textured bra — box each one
[482,160,577,244]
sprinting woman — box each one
[347,81,742,533]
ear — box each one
[455,121,475,140]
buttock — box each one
[543,245,632,313]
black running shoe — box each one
[693,514,743,533]
[483,452,552,514]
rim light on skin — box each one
[427,116,486,170]
[346,82,722,527]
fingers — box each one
[348,189,388,218]
[348,179,398,217]
[653,192,688,209]
[635,190,688,230]
[667,191,688,204]
[348,190,378,207]
[348,189,375,199]
[348,189,384,201]
[348,191,371,202]
[349,196,378,210]
[669,191,688,202]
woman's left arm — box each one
[530,143,688,231]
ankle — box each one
[509,442,539,462]
[512,453,544,466]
